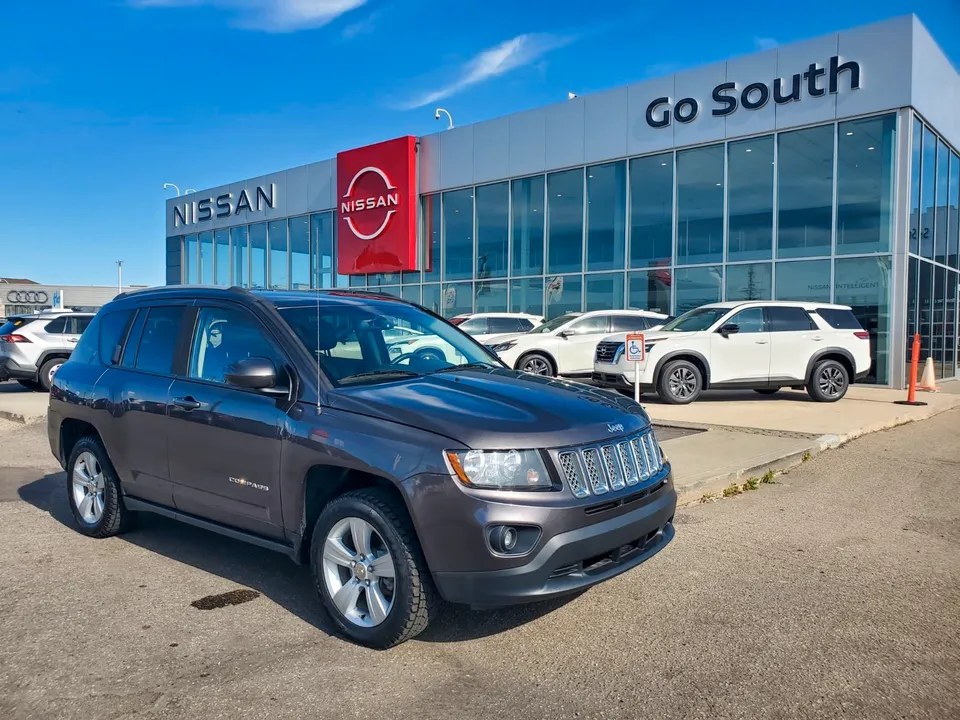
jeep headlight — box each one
[490,340,516,352]
[446,449,552,490]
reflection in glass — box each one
[214,230,230,285]
[586,161,626,271]
[230,226,247,288]
[512,175,545,276]
[933,265,945,377]
[442,282,473,317]
[422,194,441,282]
[547,169,584,274]
[185,234,198,284]
[511,278,544,316]
[311,213,334,289]
[918,261,932,364]
[585,273,624,311]
[349,274,366,288]
[401,285,421,304]
[777,125,834,259]
[910,117,922,255]
[676,145,724,265]
[378,286,401,298]
[725,263,772,301]
[949,153,960,269]
[945,268,957,378]
[630,153,673,268]
[443,189,474,281]
[775,259,831,302]
[674,266,722,314]
[475,281,508,313]
[546,275,582,319]
[628,269,671,314]
[289,216,310,289]
[369,272,400,289]
[268,220,288,289]
[727,136,773,262]
[835,256,891,384]
[249,223,267,289]
[920,126,936,259]
[906,257,918,385]
[476,183,509,280]
[837,114,897,255]
[935,139,950,266]
[421,284,441,314]
[199,232,213,284]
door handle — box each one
[812,337,823,341]
[172,396,202,410]
[67,338,79,343]
[754,340,769,344]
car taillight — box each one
[0,334,30,342]
[854,331,869,340]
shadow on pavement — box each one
[17,470,576,646]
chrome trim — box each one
[555,428,665,499]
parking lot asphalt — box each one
[0,412,958,720]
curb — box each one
[0,409,44,425]
[675,399,958,507]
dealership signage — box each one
[172,184,277,227]
[645,56,861,128]
[336,136,417,275]
[7,290,49,304]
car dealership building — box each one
[165,14,960,389]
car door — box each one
[766,305,822,383]
[558,315,611,374]
[708,307,772,385]
[63,315,93,351]
[166,302,289,540]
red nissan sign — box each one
[336,135,417,275]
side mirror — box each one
[718,323,740,338]
[225,357,284,393]
[558,329,574,338]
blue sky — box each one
[1,0,958,287]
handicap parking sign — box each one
[625,333,645,362]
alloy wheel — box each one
[668,367,698,399]
[72,451,105,524]
[48,363,61,384]
[818,366,845,397]
[322,517,397,628]
[522,357,550,375]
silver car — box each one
[0,310,95,390]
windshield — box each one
[278,302,500,386]
[529,314,578,334]
[659,307,729,332]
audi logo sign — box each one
[6,290,49,304]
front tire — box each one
[807,359,849,402]
[66,436,133,538]
[311,489,438,649]
[517,352,555,377]
[39,358,64,391]
[657,359,703,405]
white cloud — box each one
[754,37,778,51]
[341,9,379,38]
[399,32,575,110]
[132,0,367,32]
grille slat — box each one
[557,429,664,498]
[594,341,624,364]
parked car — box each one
[47,287,677,648]
[0,310,95,390]
[489,310,670,378]
[592,301,871,404]
[449,312,545,340]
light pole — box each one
[163,183,181,196]
[116,260,123,294]
[185,189,196,194]
[434,108,453,129]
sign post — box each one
[625,333,645,403]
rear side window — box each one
[98,310,136,366]
[768,306,817,332]
[68,316,93,334]
[133,306,186,375]
[816,308,863,330]
[44,317,66,333]
[488,317,524,333]
[611,316,649,332]
[458,317,488,334]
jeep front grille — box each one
[556,428,665,499]
[594,341,624,364]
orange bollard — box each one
[895,333,928,406]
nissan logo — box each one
[6,290,49,304]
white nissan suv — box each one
[592,301,871,404]
[490,309,669,378]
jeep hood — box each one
[329,368,652,449]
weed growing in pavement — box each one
[722,482,742,497]
[761,470,776,484]
[802,450,812,463]
[700,492,716,503]
[743,477,760,491]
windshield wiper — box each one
[338,369,421,385]
[427,362,497,375]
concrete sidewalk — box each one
[0,383,46,424]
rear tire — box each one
[310,488,439,649]
[66,435,133,538]
[807,359,849,402]
[39,358,64,391]
[657,359,703,405]
[754,388,780,395]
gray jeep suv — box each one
[47,287,677,648]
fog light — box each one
[490,525,520,554]
[502,527,517,550]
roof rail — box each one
[114,284,250,300]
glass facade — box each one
[173,110,960,387]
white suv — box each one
[491,310,669,378]
[0,310,96,390]
[592,301,871,404]
[450,312,544,342]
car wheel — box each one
[807,359,849,402]
[518,353,554,377]
[67,436,134,538]
[39,358,64,391]
[311,488,439,649]
[657,359,702,405]
[16,379,42,391]
[754,388,780,395]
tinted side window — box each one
[488,317,522,333]
[44,317,66,333]
[727,308,766,333]
[768,306,817,332]
[611,315,649,332]
[570,316,608,334]
[458,317,488,334]
[516,319,534,331]
[98,309,136,366]
[189,306,284,384]
[815,307,863,329]
[68,314,101,365]
[74,316,93,334]
[134,306,185,375]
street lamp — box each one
[185,189,196,194]
[116,260,123,294]
[434,108,453,130]
[163,182,181,196]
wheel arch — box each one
[652,350,711,389]
[514,348,558,375]
[805,348,855,385]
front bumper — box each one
[430,479,677,608]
